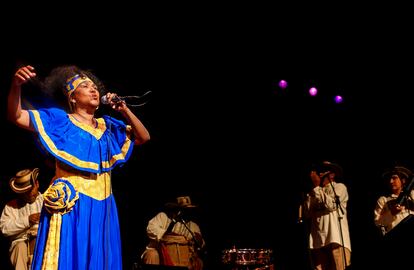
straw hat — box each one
[382,166,412,180]
[320,161,343,178]
[165,196,197,209]
[9,168,39,193]
[176,196,197,208]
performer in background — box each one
[373,165,414,270]
[7,65,150,269]
[374,165,414,234]
[303,161,351,270]
[0,168,43,270]
[141,196,205,270]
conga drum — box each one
[159,234,191,267]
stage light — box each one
[278,80,288,89]
[334,95,343,104]
[309,87,318,96]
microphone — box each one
[100,91,152,107]
[100,95,123,105]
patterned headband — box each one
[65,74,93,96]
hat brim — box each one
[182,205,197,208]
[382,166,412,180]
[320,161,343,178]
[9,178,33,193]
[164,202,197,209]
[9,168,39,194]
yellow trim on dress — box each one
[101,126,133,169]
[68,115,105,139]
[41,214,62,270]
[54,162,112,201]
[31,110,133,171]
[31,110,100,171]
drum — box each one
[235,249,257,265]
[222,248,237,264]
[222,247,274,268]
[255,249,273,265]
[159,234,191,267]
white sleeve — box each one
[146,212,171,241]
[0,204,30,237]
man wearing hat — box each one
[303,161,351,270]
[141,196,205,270]
[0,168,44,270]
[373,165,414,269]
[374,165,414,234]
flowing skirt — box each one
[32,183,122,270]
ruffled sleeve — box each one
[28,107,134,174]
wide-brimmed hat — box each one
[319,161,343,178]
[9,168,39,193]
[165,196,197,209]
[382,166,412,180]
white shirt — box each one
[0,193,44,251]
[145,211,204,249]
[304,182,352,251]
[374,190,414,234]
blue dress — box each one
[28,108,134,270]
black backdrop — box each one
[1,5,413,269]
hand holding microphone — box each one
[101,93,124,105]
[100,92,127,112]
[100,91,152,107]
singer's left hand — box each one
[104,92,127,111]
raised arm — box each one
[7,65,36,131]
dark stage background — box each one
[1,5,413,269]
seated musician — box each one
[141,196,205,270]
[374,165,414,234]
[373,164,414,270]
[0,168,44,270]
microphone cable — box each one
[120,90,152,107]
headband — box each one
[65,74,93,96]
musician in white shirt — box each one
[0,168,43,270]
[374,165,414,234]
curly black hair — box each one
[41,65,106,112]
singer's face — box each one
[73,81,100,108]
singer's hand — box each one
[13,65,36,87]
[104,92,127,111]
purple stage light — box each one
[309,87,318,96]
[278,80,288,89]
[334,95,343,103]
